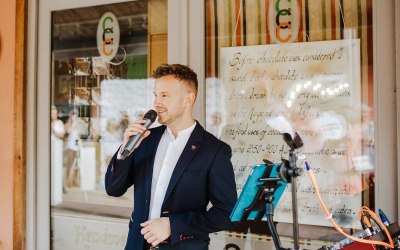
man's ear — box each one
[185,92,196,106]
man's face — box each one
[51,109,58,120]
[153,75,191,126]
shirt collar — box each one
[166,121,197,140]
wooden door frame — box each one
[14,0,27,249]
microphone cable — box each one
[304,161,394,249]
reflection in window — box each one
[50,1,167,216]
[205,0,373,249]
[49,1,168,249]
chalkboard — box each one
[217,40,363,228]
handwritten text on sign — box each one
[220,40,363,228]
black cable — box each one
[360,214,373,236]
[368,216,386,240]
[266,214,289,250]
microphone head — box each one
[144,109,158,122]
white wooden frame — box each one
[373,0,398,221]
[395,0,400,224]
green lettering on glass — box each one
[275,0,291,15]
[102,16,114,31]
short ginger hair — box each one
[152,64,198,97]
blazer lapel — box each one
[162,123,204,205]
[145,126,166,203]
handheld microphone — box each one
[120,109,157,160]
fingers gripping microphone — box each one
[121,110,157,160]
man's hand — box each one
[140,218,171,246]
[122,119,151,148]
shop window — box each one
[205,0,374,249]
[50,1,167,249]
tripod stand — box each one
[259,174,289,250]
[234,160,287,250]
[279,132,304,250]
[230,133,304,250]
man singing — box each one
[105,64,237,250]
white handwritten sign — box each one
[52,214,127,249]
[219,40,362,228]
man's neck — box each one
[168,118,196,138]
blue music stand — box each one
[230,160,289,250]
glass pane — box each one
[205,1,374,249]
[50,1,167,249]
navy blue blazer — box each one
[105,122,237,250]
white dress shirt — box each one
[148,121,196,220]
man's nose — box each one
[153,97,162,108]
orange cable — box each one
[305,161,394,249]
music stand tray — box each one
[230,161,287,222]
